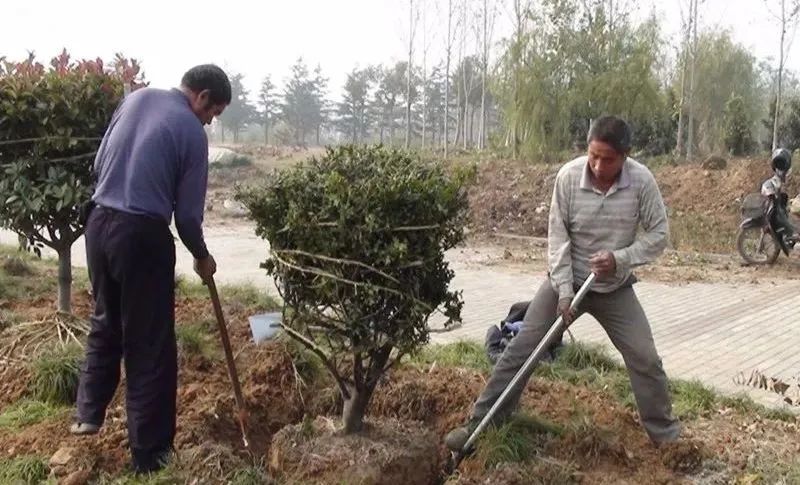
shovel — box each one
[206,276,250,449]
[448,272,597,472]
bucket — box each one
[247,312,282,344]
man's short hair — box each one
[587,116,632,155]
[181,64,232,105]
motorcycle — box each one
[736,148,798,265]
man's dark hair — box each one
[587,116,632,155]
[181,64,232,105]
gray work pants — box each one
[471,279,681,443]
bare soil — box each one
[1,284,798,483]
[1,153,799,483]
[270,416,439,485]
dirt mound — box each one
[465,156,799,254]
[660,439,710,474]
[0,291,310,478]
[467,160,560,237]
[702,155,728,170]
[270,416,439,485]
[371,367,485,435]
[657,158,771,216]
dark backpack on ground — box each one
[484,300,565,364]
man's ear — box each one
[198,89,212,107]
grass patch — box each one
[742,455,800,484]
[0,455,49,484]
[0,399,68,430]
[0,309,15,333]
[563,413,625,464]
[476,413,562,467]
[227,464,271,485]
[669,212,736,253]
[0,243,91,307]
[176,323,215,359]
[29,344,82,405]
[97,470,179,485]
[409,340,491,372]
[642,154,679,169]
[175,278,280,311]
[533,343,633,408]
[2,254,34,277]
[718,393,798,422]
[96,454,179,484]
[278,334,325,386]
[670,379,718,419]
[220,284,280,311]
[229,154,253,167]
[419,340,797,426]
[555,342,623,373]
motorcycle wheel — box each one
[736,225,780,265]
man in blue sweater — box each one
[70,65,231,473]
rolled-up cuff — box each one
[612,249,629,279]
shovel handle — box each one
[457,273,597,461]
[207,276,250,446]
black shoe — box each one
[131,446,172,474]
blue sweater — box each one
[92,88,209,259]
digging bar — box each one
[207,276,251,449]
[451,272,597,469]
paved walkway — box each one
[432,262,800,410]
[2,227,797,410]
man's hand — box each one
[557,297,575,327]
[589,250,616,278]
[194,254,217,284]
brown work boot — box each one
[444,418,480,452]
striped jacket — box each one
[548,156,669,299]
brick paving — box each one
[430,261,800,410]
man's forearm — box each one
[548,240,575,299]
[612,179,669,274]
[612,228,667,275]
[176,218,209,260]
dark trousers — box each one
[76,207,177,472]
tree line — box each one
[216,0,800,161]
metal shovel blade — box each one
[248,312,282,343]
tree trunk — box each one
[57,247,72,314]
[468,105,474,146]
[686,0,698,161]
[406,0,414,149]
[265,119,270,146]
[463,95,469,150]
[220,125,225,143]
[480,0,488,150]
[444,0,453,159]
[675,6,690,158]
[421,4,427,150]
[512,0,524,158]
[233,126,239,144]
[342,384,374,434]
[773,0,787,151]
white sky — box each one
[1,0,796,104]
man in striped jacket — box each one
[445,116,680,452]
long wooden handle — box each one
[207,276,250,447]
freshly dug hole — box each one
[269,416,439,485]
